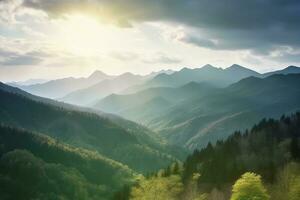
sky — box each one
[0,0,300,82]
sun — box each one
[54,14,111,56]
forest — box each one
[114,113,300,200]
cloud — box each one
[142,53,181,64]
[1,0,300,66]
[109,51,139,61]
[15,0,300,56]
[0,48,47,66]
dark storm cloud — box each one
[15,0,300,58]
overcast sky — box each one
[0,0,300,82]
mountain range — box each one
[92,73,300,150]
[17,70,114,99]
[1,64,300,199]
[5,64,300,151]
[12,65,300,108]
[0,82,184,174]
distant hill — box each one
[142,64,261,88]
[263,65,300,77]
[159,74,300,149]
[93,82,216,122]
[0,125,135,199]
[0,83,182,173]
[60,73,145,106]
[19,70,114,99]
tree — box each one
[130,175,183,200]
[288,176,300,200]
[230,172,270,200]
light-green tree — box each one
[230,172,270,200]
[130,175,183,200]
[288,176,300,200]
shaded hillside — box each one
[263,65,300,77]
[94,82,216,122]
[0,85,179,173]
[143,74,300,149]
[0,125,135,199]
[135,64,260,90]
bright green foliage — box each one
[130,175,183,200]
[231,172,269,200]
[288,176,300,200]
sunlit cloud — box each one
[0,0,299,82]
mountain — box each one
[123,74,300,150]
[0,83,182,173]
[142,64,261,89]
[93,82,216,123]
[19,70,114,99]
[60,73,146,106]
[263,65,300,77]
[0,125,135,199]
[145,69,175,79]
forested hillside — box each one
[147,74,300,149]
[93,74,300,151]
[119,112,300,200]
[0,85,179,173]
[0,126,135,199]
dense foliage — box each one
[183,113,300,185]
[230,172,269,200]
[0,88,178,173]
[120,113,300,199]
[0,125,135,199]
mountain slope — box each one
[0,125,135,199]
[60,73,146,106]
[263,65,300,77]
[142,64,261,89]
[19,70,114,99]
[0,84,180,173]
[93,82,216,122]
[144,74,300,149]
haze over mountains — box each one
[12,64,300,108]
[1,63,300,199]
[4,64,299,150]
[60,73,146,106]
[17,70,114,99]
[93,73,300,149]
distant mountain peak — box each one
[181,81,200,88]
[88,70,108,79]
[284,65,299,70]
[227,64,251,70]
[120,72,135,76]
[201,64,216,69]
[180,67,192,72]
[229,64,243,68]
[226,64,259,74]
